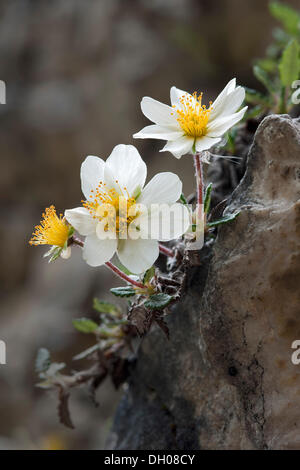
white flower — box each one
[133,78,247,159]
[65,145,190,274]
[29,205,72,262]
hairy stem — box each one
[159,244,174,258]
[193,152,204,207]
[70,236,84,247]
[105,261,144,289]
[70,235,144,288]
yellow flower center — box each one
[172,92,212,138]
[29,205,69,248]
[82,181,138,235]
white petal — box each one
[133,124,182,141]
[96,219,118,240]
[104,144,147,196]
[81,155,105,200]
[146,203,191,241]
[139,172,182,205]
[170,86,193,107]
[210,86,245,121]
[160,136,194,159]
[64,207,97,236]
[209,78,236,120]
[207,106,247,137]
[117,239,159,274]
[140,97,177,127]
[195,136,222,153]
[83,234,117,267]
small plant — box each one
[31,1,300,427]
[245,1,300,117]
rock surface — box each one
[108,114,300,450]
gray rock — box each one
[108,114,300,450]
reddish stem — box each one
[159,244,174,258]
[70,236,144,288]
[105,261,144,289]
[193,152,204,207]
[71,236,84,247]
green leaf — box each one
[93,299,120,316]
[35,348,51,373]
[180,193,188,205]
[110,286,136,298]
[115,263,133,276]
[269,2,300,36]
[244,87,271,106]
[72,317,98,333]
[253,65,277,94]
[245,105,264,119]
[256,57,277,74]
[207,212,240,228]
[47,246,62,263]
[279,39,300,87]
[144,293,173,310]
[225,128,238,153]
[143,266,155,285]
[68,226,75,238]
[204,183,213,215]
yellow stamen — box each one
[82,181,138,234]
[29,205,69,248]
[172,92,212,138]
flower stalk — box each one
[193,152,204,212]
[70,235,144,288]
[159,244,174,258]
[105,262,144,289]
[69,235,84,248]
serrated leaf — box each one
[143,266,155,285]
[207,212,240,228]
[253,65,277,94]
[279,40,300,87]
[35,348,51,373]
[110,287,136,298]
[93,299,120,316]
[204,183,213,215]
[144,293,173,310]
[72,317,98,333]
[269,2,300,36]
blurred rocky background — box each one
[0,0,298,450]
